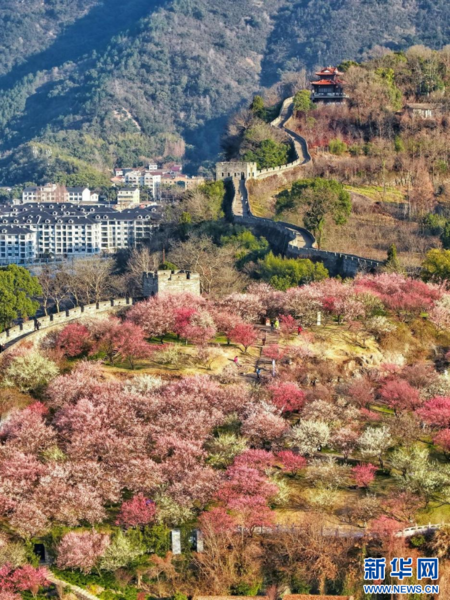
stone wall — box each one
[216,161,258,181]
[287,245,382,277]
[0,298,132,347]
[220,97,383,278]
[143,270,201,297]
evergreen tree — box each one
[385,243,401,272]
[441,222,450,249]
[0,265,41,330]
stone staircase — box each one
[47,573,100,600]
[237,325,281,380]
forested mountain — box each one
[1,0,450,184]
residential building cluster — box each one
[0,202,163,265]
[22,184,99,204]
[112,162,206,194]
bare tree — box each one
[126,247,159,296]
[261,515,359,595]
[68,257,116,305]
[168,236,248,296]
[48,267,70,313]
[38,266,52,316]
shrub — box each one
[329,138,348,155]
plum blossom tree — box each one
[2,353,59,392]
[241,408,287,444]
[56,530,110,573]
[262,344,285,361]
[378,378,421,414]
[0,565,48,597]
[369,515,403,541]
[198,507,237,534]
[0,403,55,455]
[212,311,242,344]
[127,295,176,341]
[268,382,305,414]
[99,530,146,571]
[227,495,275,531]
[116,494,156,528]
[9,565,48,597]
[233,449,275,472]
[178,309,217,346]
[434,429,450,454]
[279,315,297,338]
[216,465,278,504]
[229,323,258,353]
[352,463,377,488]
[346,377,375,408]
[0,593,20,600]
[45,361,103,408]
[276,450,307,473]
[98,321,152,368]
[55,323,91,357]
[358,426,393,468]
[331,427,360,460]
[216,293,265,323]
[290,420,330,456]
[418,396,450,428]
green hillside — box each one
[1,0,450,184]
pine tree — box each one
[384,243,401,272]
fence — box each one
[0,298,133,347]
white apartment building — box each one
[66,187,91,203]
[117,187,140,208]
[0,226,37,264]
[123,171,161,198]
[0,203,162,264]
[22,184,92,204]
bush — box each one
[293,90,314,112]
[2,352,59,392]
[329,138,348,156]
[423,213,446,236]
[243,139,290,170]
[256,252,328,290]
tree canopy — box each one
[0,265,41,330]
[276,178,351,247]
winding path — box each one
[228,98,383,274]
[47,573,100,600]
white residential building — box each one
[22,184,92,204]
[122,171,161,198]
[117,187,140,208]
[66,187,91,203]
[0,203,162,264]
[0,226,37,264]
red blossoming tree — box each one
[276,450,307,473]
[116,494,156,527]
[56,323,91,357]
[229,323,258,353]
[352,463,377,488]
[268,382,305,414]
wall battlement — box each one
[143,270,201,297]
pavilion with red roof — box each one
[311,66,348,104]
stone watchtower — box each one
[142,270,201,297]
[215,161,258,181]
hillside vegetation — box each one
[4,275,450,597]
[2,0,450,183]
